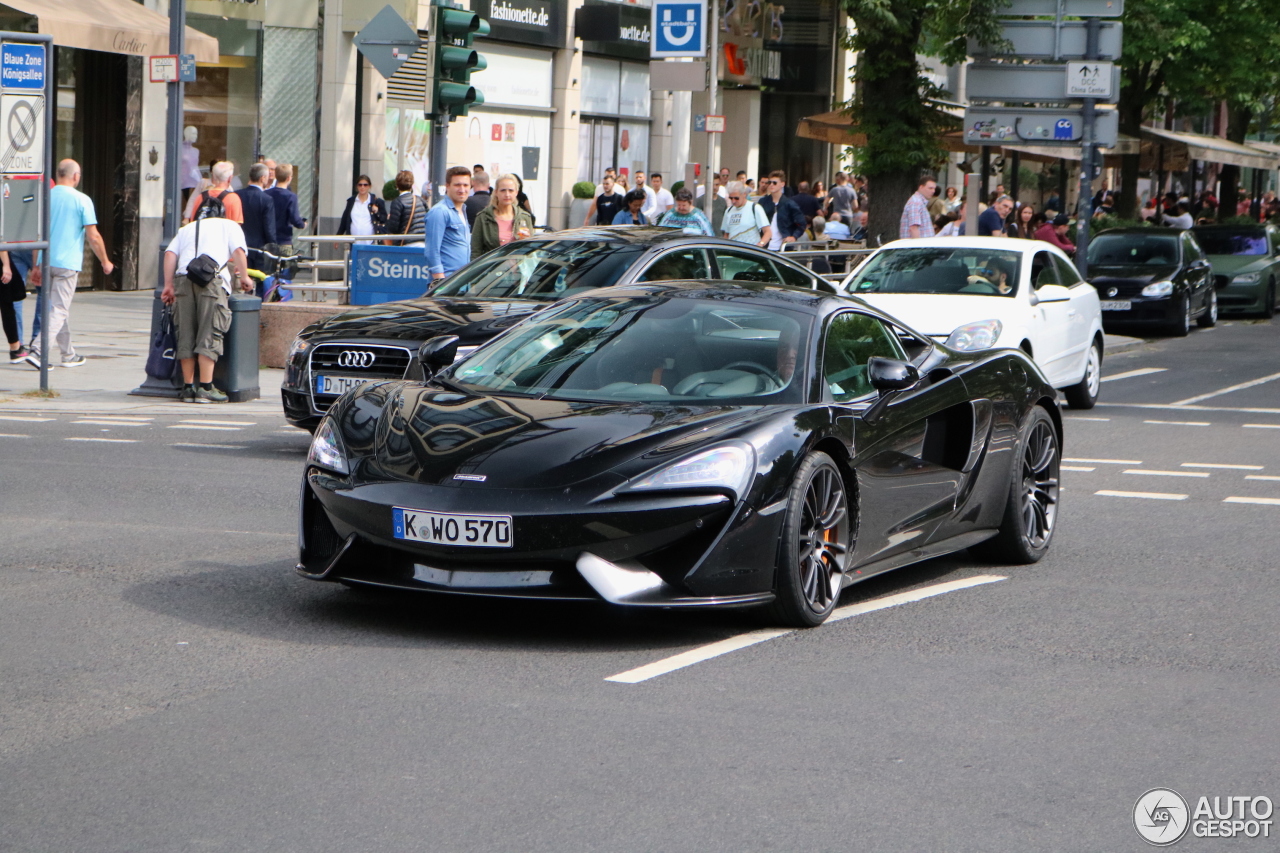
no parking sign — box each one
[651,0,706,58]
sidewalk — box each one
[0,291,285,416]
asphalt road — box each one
[3,318,1279,852]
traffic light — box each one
[429,4,489,119]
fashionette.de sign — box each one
[478,0,567,48]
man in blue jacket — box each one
[425,166,472,280]
[757,171,806,250]
[235,163,276,276]
[265,163,307,254]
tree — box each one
[839,0,1006,243]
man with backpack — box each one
[182,161,243,226]
[160,193,253,403]
[720,182,772,247]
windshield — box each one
[848,248,1023,297]
[449,295,811,404]
[431,240,646,301]
[1087,234,1180,266]
[1192,230,1268,256]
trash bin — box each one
[213,293,262,402]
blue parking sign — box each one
[651,0,706,57]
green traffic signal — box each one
[430,6,489,118]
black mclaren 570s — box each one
[299,281,1063,627]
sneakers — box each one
[59,354,87,368]
[195,384,229,404]
[8,346,37,367]
[180,384,198,403]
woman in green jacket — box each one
[472,174,535,256]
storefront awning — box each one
[0,0,219,64]
[1140,127,1280,172]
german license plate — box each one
[392,507,513,548]
[314,374,369,395]
[1100,300,1132,311]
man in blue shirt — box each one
[979,195,1013,237]
[265,163,307,254]
[425,166,473,280]
[32,159,113,367]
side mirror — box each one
[1033,283,1072,303]
[867,357,920,394]
[418,335,460,376]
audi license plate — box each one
[1100,300,1132,311]
[315,374,370,396]
[392,507,513,548]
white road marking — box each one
[1123,469,1209,478]
[74,415,152,421]
[0,415,53,422]
[1243,424,1280,429]
[1245,475,1280,482]
[1224,497,1280,507]
[0,432,30,438]
[605,575,1007,684]
[1096,490,1188,501]
[1064,457,1142,465]
[179,419,257,426]
[72,419,151,426]
[1067,416,1110,421]
[167,425,243,431]
[1182,462,1263,470]
[172,442,248,450]
[1144,420,1210,426]
[1100,368,1167,383]
[1172,371,1280,406]
[1097,403,1280,414]
[64,437,138,443]
[1062,465,1096,472]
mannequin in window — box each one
[181,126,201,207]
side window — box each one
[1031,251,1060,289]
[713,249,774,283]
[769,258,817,290]
[637,249,711,282]
[822,312,907,402]
[1053,254,1083,287]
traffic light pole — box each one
[1074,17,1100,279]
[703,0,718,223]
[431,107,449,206]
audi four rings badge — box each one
[338,350,376,368]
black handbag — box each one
[144,305,178,379]
[185,217,223,287]
[8,263,26,302]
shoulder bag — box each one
[185,217,224,287]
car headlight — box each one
[945,319,1003,352]
[624,444,756,501]
[289,337,311,359]
[1142,281,1174,297]
[307,418,349,475]
[1233,272,1261,284]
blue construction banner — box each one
[348,242,434,306]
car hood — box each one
[1206,254,1270,276]
[301,297,547,345]
[341,383,763,490]
[1087,264,1180,285]
[852,292,1026,338]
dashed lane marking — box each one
[605,575,1008,684]
[1122,469,1209,478]
[1096,490,1188,501]
[1182,463,1263,470]
[179,419,257,426]
[1224,497,1280,507]
[1097,403,1280,414]
[1100,368,1167,383]
[1144,420,1211,426]
[172,443,248,450]
[1065,457,1142,465]
[1243,424,1280,429]
[167,425,243,431]
[64,437,138,443]
[1245,475,1280,482]
[1067,416,1110,421]
[72,419,151,426]
[0,415,53,422]
[1172,371,1280,406]
[1062,466,1096,472]
[0,433,29,438]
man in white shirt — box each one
[648,173,674,219]
[634,170,656,219]
[720,182,772,246]
[160,207,253,403]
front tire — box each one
[1167,294,1191,337]
[766,452,852,627]
[970,407,1060,564]
[1197,288,1217,327]
[1063,338,1102,409]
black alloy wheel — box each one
[1197,287,1218,327]
[768,451,852,627]
[1168,294,1191,337]
[971,407,1060,564]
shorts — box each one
[173,274,232,361]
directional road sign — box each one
[354,5,421,80]
[1,42,44,91]
[1001,0,1123,16]
[1066,61,1114,98]
[966,62,1120,103]
[963,107,1119,147]
[969,21,1122,60]
[651,0,706,58]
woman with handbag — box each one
[337,175,387,243]
[384,170,426,245]
[0,251,36,366]
[472,174,534,256]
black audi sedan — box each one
[1087,227,1215,335]
[281,227,832,431]
[298,281,1061,628]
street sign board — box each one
[1066,61,1114,98]
[149,55,178,83]
[354,4,421,79]
[0,93,44,175]
[963,107,1119,147]
[179,54,197,83]
[969,21,1122,60]
[649,59,706,91]
[1001,0,1123,16]
[704,114,725,133]
[651,0,706,58]
[966,62,1120,103]
[1,42,44,90]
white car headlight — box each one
[945,319,1003,352]
[624,444,756,500]
[1142,281,1174,297]
[1233,272,1261,284]
[308,418,349,475]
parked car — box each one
[281,227,834,431]
[299,281,1062,627]
[839,237,1105,408]
[1086,227,1216,336]
[1190,223,1280,318]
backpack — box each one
[193,190,228,222]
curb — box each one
[1103,334,1145,356]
